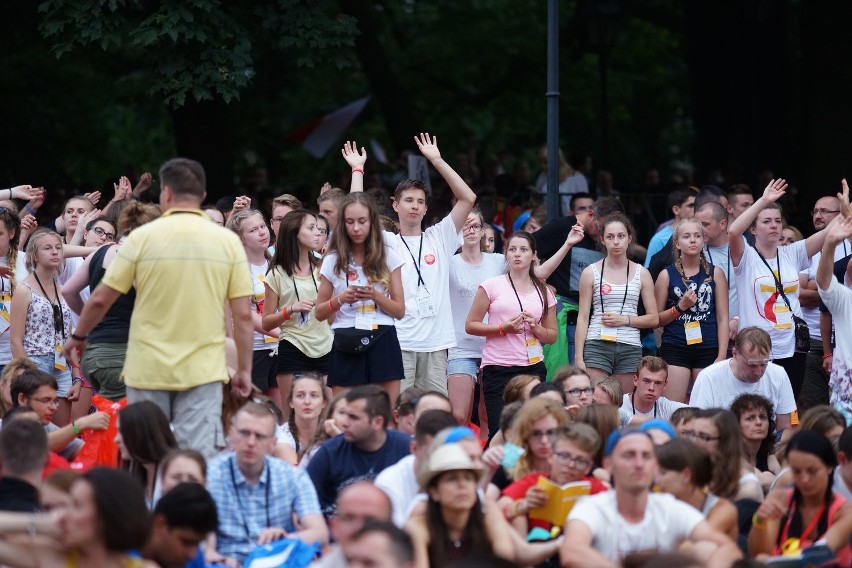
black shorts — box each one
[327,326,404,387]
[252,349,278,391]
[658,344,718,370]
[276,339,330,375]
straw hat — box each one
[417,443,485,491]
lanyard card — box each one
[684,321,703,345]
[355,303,377,330]
[599,326,617,342]
[415,286,436,318]
[54,344,67,372]
[774,304,793,329]
[0,300,9,335]
[526,337,543,364]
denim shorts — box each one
[30,353,72,397]
[447,357,480,380]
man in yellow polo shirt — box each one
[63,158,254,459]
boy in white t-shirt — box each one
[343,135,476,395]
[620,356,687,421]
[561,429,741,567]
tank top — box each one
[88,244,135,344]
[586,261,641,346]
[21,282,72,356]
[773,488,850,564]
[660,263,718,348]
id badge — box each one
[264,334,278,344]
[355,303,377,331]
[0,297,10,335]
[296,311,310,329]
[684,321,703,345]
[774,304,793,329]
[416,287,436,318]
[54,345,67,372]
[599,326,617,342]
[526,338,543,364]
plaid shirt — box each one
[208,453,321,562]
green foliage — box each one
[38,0,356,107]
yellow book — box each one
[527,477,591,526]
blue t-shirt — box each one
[661,263,718,349]
[306,430,411,516]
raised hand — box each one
[83,191,102,206]
[133,172,154,197]
[231,195,250,215]
[761,178,788,203]
[341,140,367,169]
[19,214,37,234]
[414,132,442,162]
[28,188,45,210]
[838,179,852,218]
[113,176,132,201]
[566,223,585,246]
[826,211,852,245]
[9,185,44,201]
[320,182,332,195]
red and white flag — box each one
[288,96,370,158]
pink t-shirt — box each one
[480,274,556,368]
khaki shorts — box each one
[401,349,448,395]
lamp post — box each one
[545,0,561,221]
[584,0,621,169]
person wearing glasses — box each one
[620,356,686,421]
[10,229,80,426]
[500,423,607,538]
[690,327,796,431]
[206,401,327,565]
[552,366,594,409]
[728,178,837,400]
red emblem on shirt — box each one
[347,271,357,281]
[601,283,612,295]
[424,254,436,265]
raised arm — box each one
[414,133,476,232]
[342,141,367,193]
[713,266,730,361]
[61,250,98,315]
[818,213,852,291]
[534,223,585,279]
[728,179,788,265]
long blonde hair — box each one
[329,193,391,288]
[671,218,712,285]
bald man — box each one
[313,482,392,568]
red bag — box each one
[72,394,126,469]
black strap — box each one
[599,258,630,315]
[291,262,319,325]
[755,249,793,311]
[33,273,65,339]
[399,234,427,289]
[704,245,727,284]
[507,273,544,316]
[229,455,271,543]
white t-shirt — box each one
[276,422,296,451]
[374,454,418,527]
[802,240,850,341]
[620,394,687,421]
[568,491,704,562]
[690,359,797,416]
[384,216,461,352]
[705,243,737,319]
[733,238,809,359]
[818,276,852,419]
[249,260,274,351]
[0,253,26,365]
[319,248,405,330]
[448,252,506,360]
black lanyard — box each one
[399,234,427,289]
[33,273,64,340]
[599,258,629,315]
[292,261,319,325]
[507,273,544,316]
[705,246,729,285]
[631,391,657,418]
[755,249,793,311]
[229,455,271,544]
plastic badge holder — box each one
[501,442,526,469]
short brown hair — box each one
[734,326,771,355]
[503,374,540,404]
[160,158,205,199]
[551,423,601,455]
[637,356,668,376]
[393,179,428,202]
[272,193,303,210]
[317,188,345,206]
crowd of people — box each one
[0,137,851,568]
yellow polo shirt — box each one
[101,208,253,390]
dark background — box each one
[1,0,849,232]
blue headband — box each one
[604,428,653,457]
[640,419,677,440]
[513,211,532,232]
[445,426,476,443]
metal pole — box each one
[546,0,561,221]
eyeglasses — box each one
[530,428,557,440]
[681,430,720,443]
[317,228,328,235]
[812,209,840,216]
[465,224,482,232]
[565,387,593,398]
[30,396,60,407]
[553,451,592,470]
[737,353,772,368]
[90,226,116,242]
[234,428,273,442]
